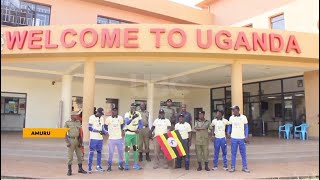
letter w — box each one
[6,31,28,49]
[101,28,120,48]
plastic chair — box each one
[279,123,293,139]
[294,123,309,140]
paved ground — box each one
[1,132,319,179]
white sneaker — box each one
[212,167,218,171]
[223,167,229,171]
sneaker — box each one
[96,166,104,172]
[153,165,159,169]
[107,166,112,172]
[133,163,142,170]
[242,168,250,173]
[229,168,235,173]
[212,167,218,171]
[223,167,229,171]
[88,169,92,174]
[124,164,129,170]
[118,164,124,171]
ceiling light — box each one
[284,96,292,99]
[295,94,304,97]
[267,96,277,99]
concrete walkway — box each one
[1,132,319,179]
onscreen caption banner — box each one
[23,128,69,138]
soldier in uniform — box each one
[194,111,211,171]
[138,102,151,162]
[64,111,87,176]
[162,99,176,130]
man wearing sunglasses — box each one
[88,107,108,173]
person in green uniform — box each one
[124,103,143,170]
[64,111,87,176]
[162,99,176,130]
[138,102,151,162]
[194,111,211,171]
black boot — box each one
[67,165,72,176]
[197,162,202,171]
[185,161,190,170]
[139,152,143,162]
[205,162,210,171]
[78,164,87,174]
[146,153,151,162]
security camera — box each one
[52,81,55,85]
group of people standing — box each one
[64,99,250,176]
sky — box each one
[169,0,203,8]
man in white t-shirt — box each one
[227,105,250,173]
[88,107,107,173]
[174,113,192,170]
[105,108,125,171]
[210,109,229,171]
[149,109,171,169]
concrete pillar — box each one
[61,75,73,126]
[304,70,319,139]
[231,61,243,113]
[82,60,96,142]
[147,82,154,129]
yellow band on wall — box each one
[23,128,69,138]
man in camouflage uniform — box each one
[138,102,151,162]
[162,99,176,130]
[194,111,211,171]
[64,111,87,176]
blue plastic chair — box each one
[294,123,309,140]
[279,123,293,139]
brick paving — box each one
[1,132,319,179]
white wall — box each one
[1,76,62,128]
[1,75,211,128]
[232,0,319,33]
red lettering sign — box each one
[80,28,98,48]
[252,32,267,52]
[168,28,186,48]
[124,28,139,48]
[196,29,212,49]
[215,30,232,50]
[61,29,77,48]
[286,35,301,54]
[234,32,251,51]
[44,30,58,49]
[269,33,284,52]
[150,28,165,48]
[101,28,120,48]
[6,31,28,50]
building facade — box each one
[1,0,319,141]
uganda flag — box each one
[155,130,186,160]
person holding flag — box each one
[88,107,108,173]
[149,109,172,169]
[124,103,143,170]
[174,113,192,170]
[227,105,250,173]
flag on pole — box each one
[155,130,186,160]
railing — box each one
[1,1,35,27]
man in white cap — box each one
[227,105,250,173]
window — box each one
[270,13,285,30]
[243,24,253,28]
[1,96,26,114]
[1,0,50,26]
[97,16,132,24]
[20,1,50,26]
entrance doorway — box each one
[1,92,27,131]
